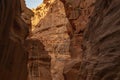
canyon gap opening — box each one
[25,0,43,9]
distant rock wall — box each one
[32,0,70,55]
[30,0,70,80]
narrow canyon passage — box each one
[0,0,120,80]
[26,0,71,80]
[25,0,94,80]
[26,0,95,80]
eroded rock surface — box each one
[60,0,96,80]
[79,0,120,80]
[31,0,71,80]
[1,0,119,80]
[25,39,52,80]
[0,0,32,80]
[63,59,81,80]
[61,0,96,58]
[32,0,70,56]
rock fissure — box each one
[0,0,120,80]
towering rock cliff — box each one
[0,0,33,80]
[32,0,70,56]
[80,0,120,80]
[30,0,70,80]
[1,0,120,80]
[61,0,120,80]
[61,0,96,59]
[60,0,96,80]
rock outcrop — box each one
[25,39,52,80]
[31,0,120,80]
[79,0,120,80]
[32,0,70,55]
[61,0,96,59]
[63,59,81,80]
[61,0,120,80]
[0,0,32,80]
[31,0,70,80]
[60,0,96,80]
[1,0,119,80]
[21,0,34,31]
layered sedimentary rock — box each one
[0,0,32,80]
[0,0,119,80]
[30,0,120,80]
[79,0,120,80]
[61,0,120,80]
[60,0,96,80]
[25,39,52,80]
[32,0,70,55]
[61,0,96,58]
[63,59,81,80]
[31,0,54,30]
[31,0,70,80]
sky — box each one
[25,0,43,9]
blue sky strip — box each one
[25,0,43,9]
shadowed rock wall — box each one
[61,0,96,59]
[0,0,33,80]
[25,39,52,80]
[61,0,120,80]
[79,0,120,80]
[60,0,96,80]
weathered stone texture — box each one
[0,0,32,80]
[25,39,52,80]
[79,0,120,80]
[60,0,96,80]
[30,0,70,80]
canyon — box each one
[0,0,120,80]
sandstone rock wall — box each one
[61,0,96,59]
[31,0,55,30]
[25,38,52,80]
[21,0,34,31]
[79,0,120,80]
[61,0,120,80]
[1,0,119,80]
[32,0,70,55]
[0,0,32,80]
[60,0,96,80]
[30,0,71,80]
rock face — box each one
[60,0,96,80]
[33,0,70,55]
[0,0,32,80]
[1,0,119,80]
[63,59,81,80]
[61,0,120,80]
[61,0,96,58]
[25,39,52,80]
[21,0,34,31]
[31,0,70,80]
[31,0,54,30]
[30,0,120,80]
[79,0,120,80]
